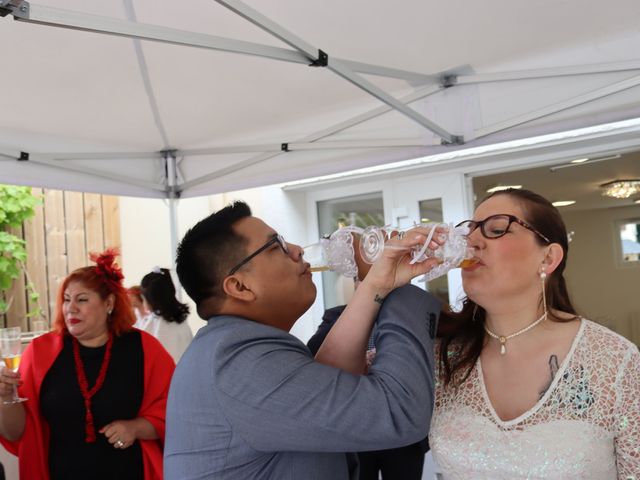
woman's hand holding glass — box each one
[0,327,27,404]
[0,365,22,403]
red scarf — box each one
[72,334,114,442]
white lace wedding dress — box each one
[430,319,640,479]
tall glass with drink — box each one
[0,326,28,404]
[304,223,476,281]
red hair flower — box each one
[89,248,124,291]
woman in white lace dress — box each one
[431,188,639,479]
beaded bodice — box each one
[430,319,640,479]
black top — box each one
[306,305,346,356]
[41,330,145,480]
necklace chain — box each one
[484,313,546,355]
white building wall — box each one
[119,186,316,341]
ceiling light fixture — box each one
[634,199,640,204]
[570,158,589,164]
[600,179,640,199]
[552,200,576,207]
[486,184,522,193]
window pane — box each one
[620,220,640,263]
[317,193,384,308]
[419,199,449,305]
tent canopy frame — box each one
[1,0,640,199]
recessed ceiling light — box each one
[570,158,589,164]
[552,200,576,207]
[420,218,430,223]
[486,185,522,193]
[635,199,640,204]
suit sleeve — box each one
[217,284,439,453]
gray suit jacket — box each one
[164,285,440,480]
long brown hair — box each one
[54,249,135,336]
[438,189,577,386]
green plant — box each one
[0,185,42,316]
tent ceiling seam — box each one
[213,0,461,144]
[122,0,170,148]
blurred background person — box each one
[138,268,193,363]
[127,286,149,324]
[0,249,174,480]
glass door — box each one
[390,171,472,307]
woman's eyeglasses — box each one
[455,214,550,243]
[228,234,289,275]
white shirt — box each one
[430,319,640,479]
[135,312,193,363]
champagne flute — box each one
[0,326,28,404]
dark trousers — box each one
[358,442,425,480]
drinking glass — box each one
[0,327,28,404]
[304,223,477,282]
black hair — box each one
[175,201,252,316]
[140,268,189,324]
[438,188,577,386]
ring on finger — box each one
[115,440,125,448]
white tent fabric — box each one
[1,0,640,198]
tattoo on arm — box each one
[538,354,560,400]
[374,294,385,305]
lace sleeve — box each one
[615,345,640,479]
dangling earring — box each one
[539,270,548,319]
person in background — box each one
[0,249,175,480]
[138,268,193,363]
[127,286,148,324]
[164,201,443,480]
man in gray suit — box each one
[164,201,441,480]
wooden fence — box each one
[1,188,121,330]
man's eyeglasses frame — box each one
[228,234,289,276]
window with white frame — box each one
[316,192,384,309]
[619,219,640,264]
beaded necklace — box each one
[72,333,113,442]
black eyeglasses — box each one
[455,214,550,243]
[228,234,289,275]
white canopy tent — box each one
[1,0,640,202]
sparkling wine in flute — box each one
[309,266,331,273]
[303,243,329,272]
[3,354,21,371]
[0,327,28,404]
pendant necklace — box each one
[484,313,546,355]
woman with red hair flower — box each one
[0,249,175,480]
